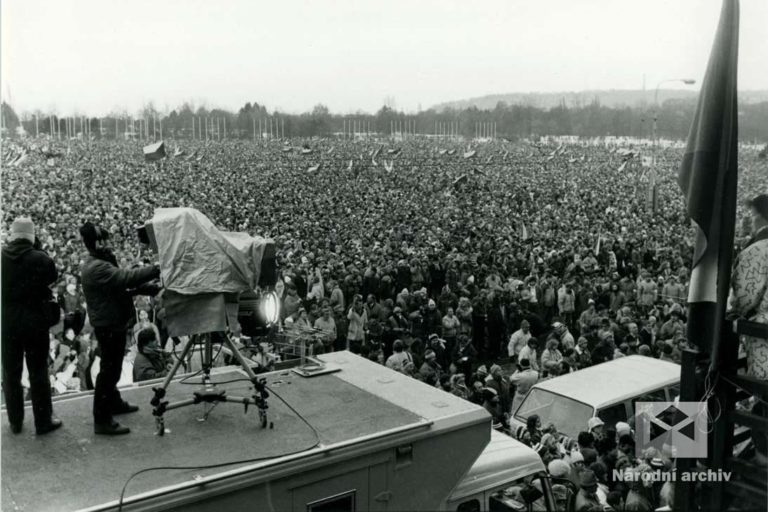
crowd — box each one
[3,135,767,496]
[2,137,765,387]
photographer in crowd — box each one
[79,222,161,435]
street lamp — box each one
[649,78,697,215]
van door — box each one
[597,403,628,432]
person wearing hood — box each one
[456,296,474,338]
[423,299,442,338]
[449,373,470,399]
[79,222,161,436]
[2,217,62,435]
[395,287,410,311]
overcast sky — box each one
[2,0,766,116]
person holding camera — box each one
[2,217,62,435]
[79,222,161,435]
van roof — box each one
[1,353,489,512]
[448,430,545,502]
[532,356,679,409]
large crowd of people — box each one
[3,134,767,506]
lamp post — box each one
[649,78,696,215]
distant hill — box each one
[432,89,768,111]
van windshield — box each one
[514,389,594,438]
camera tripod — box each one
[150,332,270,436]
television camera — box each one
[137,208,280,435]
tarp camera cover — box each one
[151,207,272,295]
[149,208,274,337]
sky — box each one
[2,0,766,116]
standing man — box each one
[80,222,160,435]
[2,217,62,435]
[507,319,532,361]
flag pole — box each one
[675,1,740,509]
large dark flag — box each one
[678,0,739,362]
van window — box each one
[457,498,481,512]
[597,403,627,431]
[307,490,356,512]
[515,389,593,438]
[633,388,667,414]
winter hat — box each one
[424,349,436,360]
[548,459,570,478]
[587,417,604,432]
[9,217,35,242]
[616,421,632,438]
[570,451,585,464]
[477,365,488,376]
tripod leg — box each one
[224,335,259,380]
[223,336,270,428]
[159,335,196,391]
[151,335,198,434]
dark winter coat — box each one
[81,254,159,330]
[1,239,58,333]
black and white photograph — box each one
[1,1,767,511]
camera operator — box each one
[79,222,161,435]
[2,217,62,435]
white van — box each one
[446,430,556,512]
[510,356,680,439]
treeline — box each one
[3,98,767,141]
